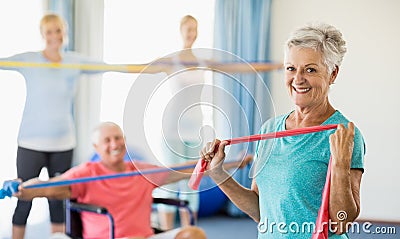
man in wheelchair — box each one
[14,122,210,239]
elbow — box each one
[334,229,346,235]
[331,213,359,235]
[252,215,261,223]
[330,202,361,234]
[248,208,261,223]
[332,222,347,235]
[332,222,351,235]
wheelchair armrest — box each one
[66,199,115,239]
[69,201,109,215]
[153,197,189,208]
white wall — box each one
[269,0,400,222]
[0,2,48,238]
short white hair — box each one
[285,22,347,74]
[91,122,123,145]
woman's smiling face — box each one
[40,19,65,51]
[284,46,336,110]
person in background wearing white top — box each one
[0,13,106,239]
[154,15,208,231]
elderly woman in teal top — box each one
[0,14,106,239]
[200,22,365,238]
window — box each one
[0,1,44,184]
[0,1,45,236]
[101,0,215,125]
[101,0,215,160]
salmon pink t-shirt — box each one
[63,161,169,239]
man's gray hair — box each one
[285,22,347,74]
[91,122,122,145]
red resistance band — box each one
[188,124,338,238]
[188,124,337,189]
[312,156,332,239]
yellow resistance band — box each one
[0,61,147,73]
[0,61,283,73]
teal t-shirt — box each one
[254,111,365,239]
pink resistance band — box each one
[188,124,338,238]
[312,156,332,239]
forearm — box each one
[165,157,251,185]
[43,185,71,200]
[329,168,360,233]
[210,169,260,222]
[162,161,198,185]
[0,58,18,71]
[21,187,48,200]
[18,177,71,200]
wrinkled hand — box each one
[200,139,229,172]
[330,122,355,170]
